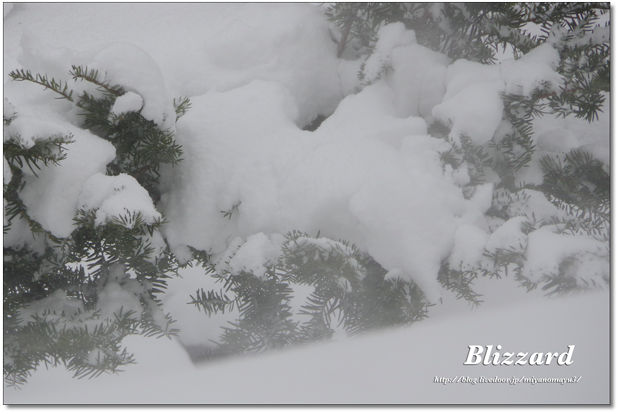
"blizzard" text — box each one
[463,345,575,366]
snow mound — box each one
[199,3,343,127]
[362,22,417,83]
[449,224,489,272]
[431,43,569,147]
[500,43,563,97]
[11,122,116,239]
[163,78,490,303]
[485,216,529,255]
[74,42,176,131]
[221,232,284,279]
[3,104,72,151]
[78,173,162,228]
[388,44,450,120]
[505,189,567,223]
[110,91,143,118]
[523,226,609,286]
[17,30,76,81]
[433,79,505,146]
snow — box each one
[223,232,283,279]
[95,280,145,322]
[388,44,450,120]
[433,79,506,146]
[160,80,307,256]
[361,23,417,83]
[3,3,343,128]
[3,104,72,151]
[14,263,152,351]
[3,156,11,186]
[3,98,15,125]
[449,224,489,272]
[161,75,488,303]
[430,42,571,147]
[160,264,240,353]
[443,59,503,101]
[16,289,85,327]
[505,189,567,223]
[109,91,143,118]
[536,128,581,153]
[515,91,610,186]
[78,173,161,228]
[4,290,610,404]
[500,43,563,97]
[11,33,177,131]
[484,216,529,256]
[2,3,610,406]
[523,226,609,286]
[17,30,76,82]
[11,124,116,238]
[75,42,177,131]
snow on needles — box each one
[74,43,176,131]
[16,32,176,131]
[524,226,609,288]
[163,77,486,303]
[361,22,417,83]
[4,9,609,303]
[1,4,611,402]
[78,173,162,228]
[10,123,116,239]
[110,91,143,119]
[432,42,563,147]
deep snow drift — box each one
[4,289,610,405]
[2,3,611,405]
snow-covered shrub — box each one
[3,57,186,387]
[3,3,610,386]
[327,3,609,298]
[189,231,428,360]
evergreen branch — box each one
[173,96,192,121]
[5,61,188,387]
[438,262,484,307]
[336,7,356,58]
[3,134,74,176]
[69,65,124,97]
[188,288,234,316]
[9,69,74,102]
[4,99,17,125]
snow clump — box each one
[110,91,143,119]
[8,121,116,239]
[73,42,176,131]
[361,22,416,83]
[78,173,161,228]
[523,226,609,287]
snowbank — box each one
[4,290,610,404]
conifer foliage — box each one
[327,3,609,297]
[4,66,186,387]
[3,3,610,387]
[189,231,428,360]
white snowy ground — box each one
[3,281,611,405]
[2,2,613,406]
